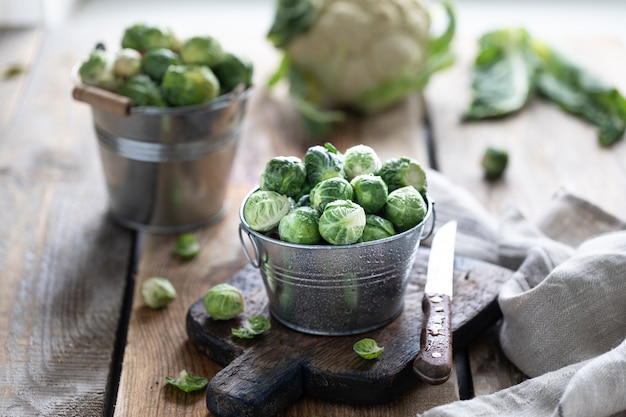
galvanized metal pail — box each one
[73,75,250,233]
[239,189,435,336]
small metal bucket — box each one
[72,69,250,233]
[239,188,435,336]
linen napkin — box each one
[417,170,626,417]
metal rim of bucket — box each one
[238,187,436,269]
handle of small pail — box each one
[238,224,266,268]
[420,200,436,241]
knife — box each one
[413,220,457,385]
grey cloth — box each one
[417,170,626,417]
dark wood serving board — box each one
[186,248,513,417]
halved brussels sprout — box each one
[384,186,427,232]
[343,144,382,180]
[350,174,388,214]
[243,190,291,232]
[318,199,366,245]
[304,143,344,185]
[278,206,321,244]
[377,157,428,196]
[309,177,353,211]
[259,156,307,199]
[358,214,396,242]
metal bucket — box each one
[239,189,435,336]
[73,70,250,233]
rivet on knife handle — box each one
[413,293,453,385]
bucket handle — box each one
[238,224,265,268]
[420,201,436,241]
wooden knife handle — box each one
[413,293,453,385]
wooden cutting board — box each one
[186,247,513,417]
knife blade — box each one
[413,220,457,385]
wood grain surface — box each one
[1,20,625,417]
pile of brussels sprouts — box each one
[77,23,253,108]
[243,143,429,246]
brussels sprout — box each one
[359,214,396,242]
[343,144,382,180]
[211,52,254,95]
[304,143,344,185]
[203,283,245,320]
[174,233,201,259]
[377,157,428,196]
[161,65,220,107]
[140,277,176,309]
[78,49,118,91]
[318,199,366,245]
[309,177,353,211]
[116,74,166,107]
[278,206,321,244]
[384,186,428,232]
[259,156,307,199]
[141,48,181,82]
[121,23,179,53]
[482,146,509,180]
[113,48,142,78]
[350,174,388,214]
[180,35,224,67]
[243,190,291,232]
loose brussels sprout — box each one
[161,65,220,107]
[350,174,388,214]
[343,144,382,180]
[211,52,254,95]
[304,143,344,185]
[482,146,509,180]
[78,49,118,91]
[243,190,291,232]
[359,214,396,242]
[309,177,353,211]
[278,206,321,244]
[259,156,307,199]
[113,48,142,78]
[232,315,271,339]
[180,35,224,67]
[140,277,176,309]
[165,370,208,393]
[141,48,181,82]
[377,157,428,196]
[121,23,179,53]
[318,199,366,245]
[384,186,428,232]
[203,283,245,320]
[116,74,166,107]
[174,233,201,259]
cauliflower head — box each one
[267,0,455,135]
[286,0,430,107]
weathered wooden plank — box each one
[0,27,133,417]
[425,37,626,398]
[424,37,626,222]
[467,325,526,397]
[0,28,43,127]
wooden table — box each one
[1,21,625,417]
